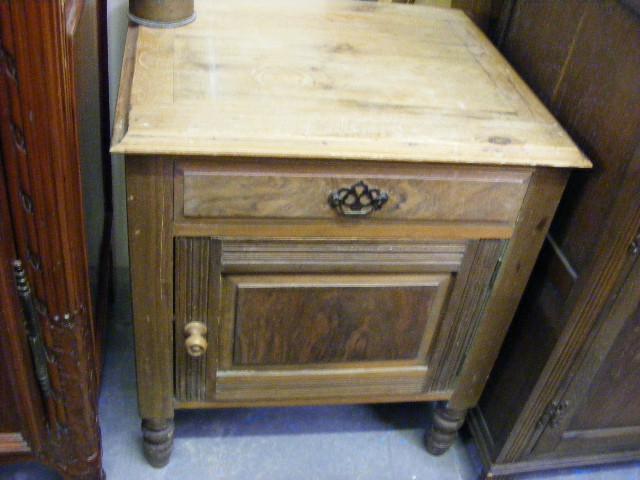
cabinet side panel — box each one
[499,0,587,106]
[126,156,174,419]
[476,258,567,458]
[449,168,569,410]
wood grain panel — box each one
[0,0,106,475]
[546,1,640,276]
[111,0,588,169]
[221,239,467,273]
[471,3,640,471]
[174,237,220,402]
[429,239,506,391]
[214,366,431,402]
[450,167,569,410]
[125,155,174,420]
[500,0,589,106]
[179,160,531,224]
[224,274,451,366]
[176,390,451,409]
[500,1,640,277]
[568,290,640,431]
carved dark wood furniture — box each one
[0,1,110,478]
[111,0,588,467]
[468,1,640,478]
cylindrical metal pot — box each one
[129,0,195,28]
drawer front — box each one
[177,159,532,225]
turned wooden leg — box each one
[142,418,174,467]
[425,402,467,455]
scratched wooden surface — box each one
[111,0,588,169]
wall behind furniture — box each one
[77,0,105,272]
[107,0,130,269]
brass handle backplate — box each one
[184,322,207,357]
[328,181,389,216]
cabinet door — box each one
[173,237,502,405]
[532,253,640,458]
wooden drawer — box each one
[176,159,532,226]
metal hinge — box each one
[537,400,569,429]
[12,260,53,397]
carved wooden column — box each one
[0,1,105,478]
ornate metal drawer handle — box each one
[328,181,389,216]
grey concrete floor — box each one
[2,281,639,479]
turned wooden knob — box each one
[184,322,207,357]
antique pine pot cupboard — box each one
[111,0,589,467]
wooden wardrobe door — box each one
[0,152,44,464]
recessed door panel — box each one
[226,274,450,367]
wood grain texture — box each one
[218,272,452,384]
[499,0,589,106]
[428,239,505,391]
[174,237,220,402]
[221,239,467,273]
[547,1,640,276]
[503,0,640,277]
[449,168,569,410]
[111,26,138,148]
[567,268,640,432]
[175,389,451,409]
[111,0,588,169]
[471,3,640,476]
[116,0,583,466]
[425,402,467,455]
[126,155,175,420]
[214,366,432,402]
[0,1,106,477]
[173,219,515,240]
[229,274,450,365]
[180,160,531,224]
[523,152,640,460]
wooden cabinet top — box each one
[111,0,589,169]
